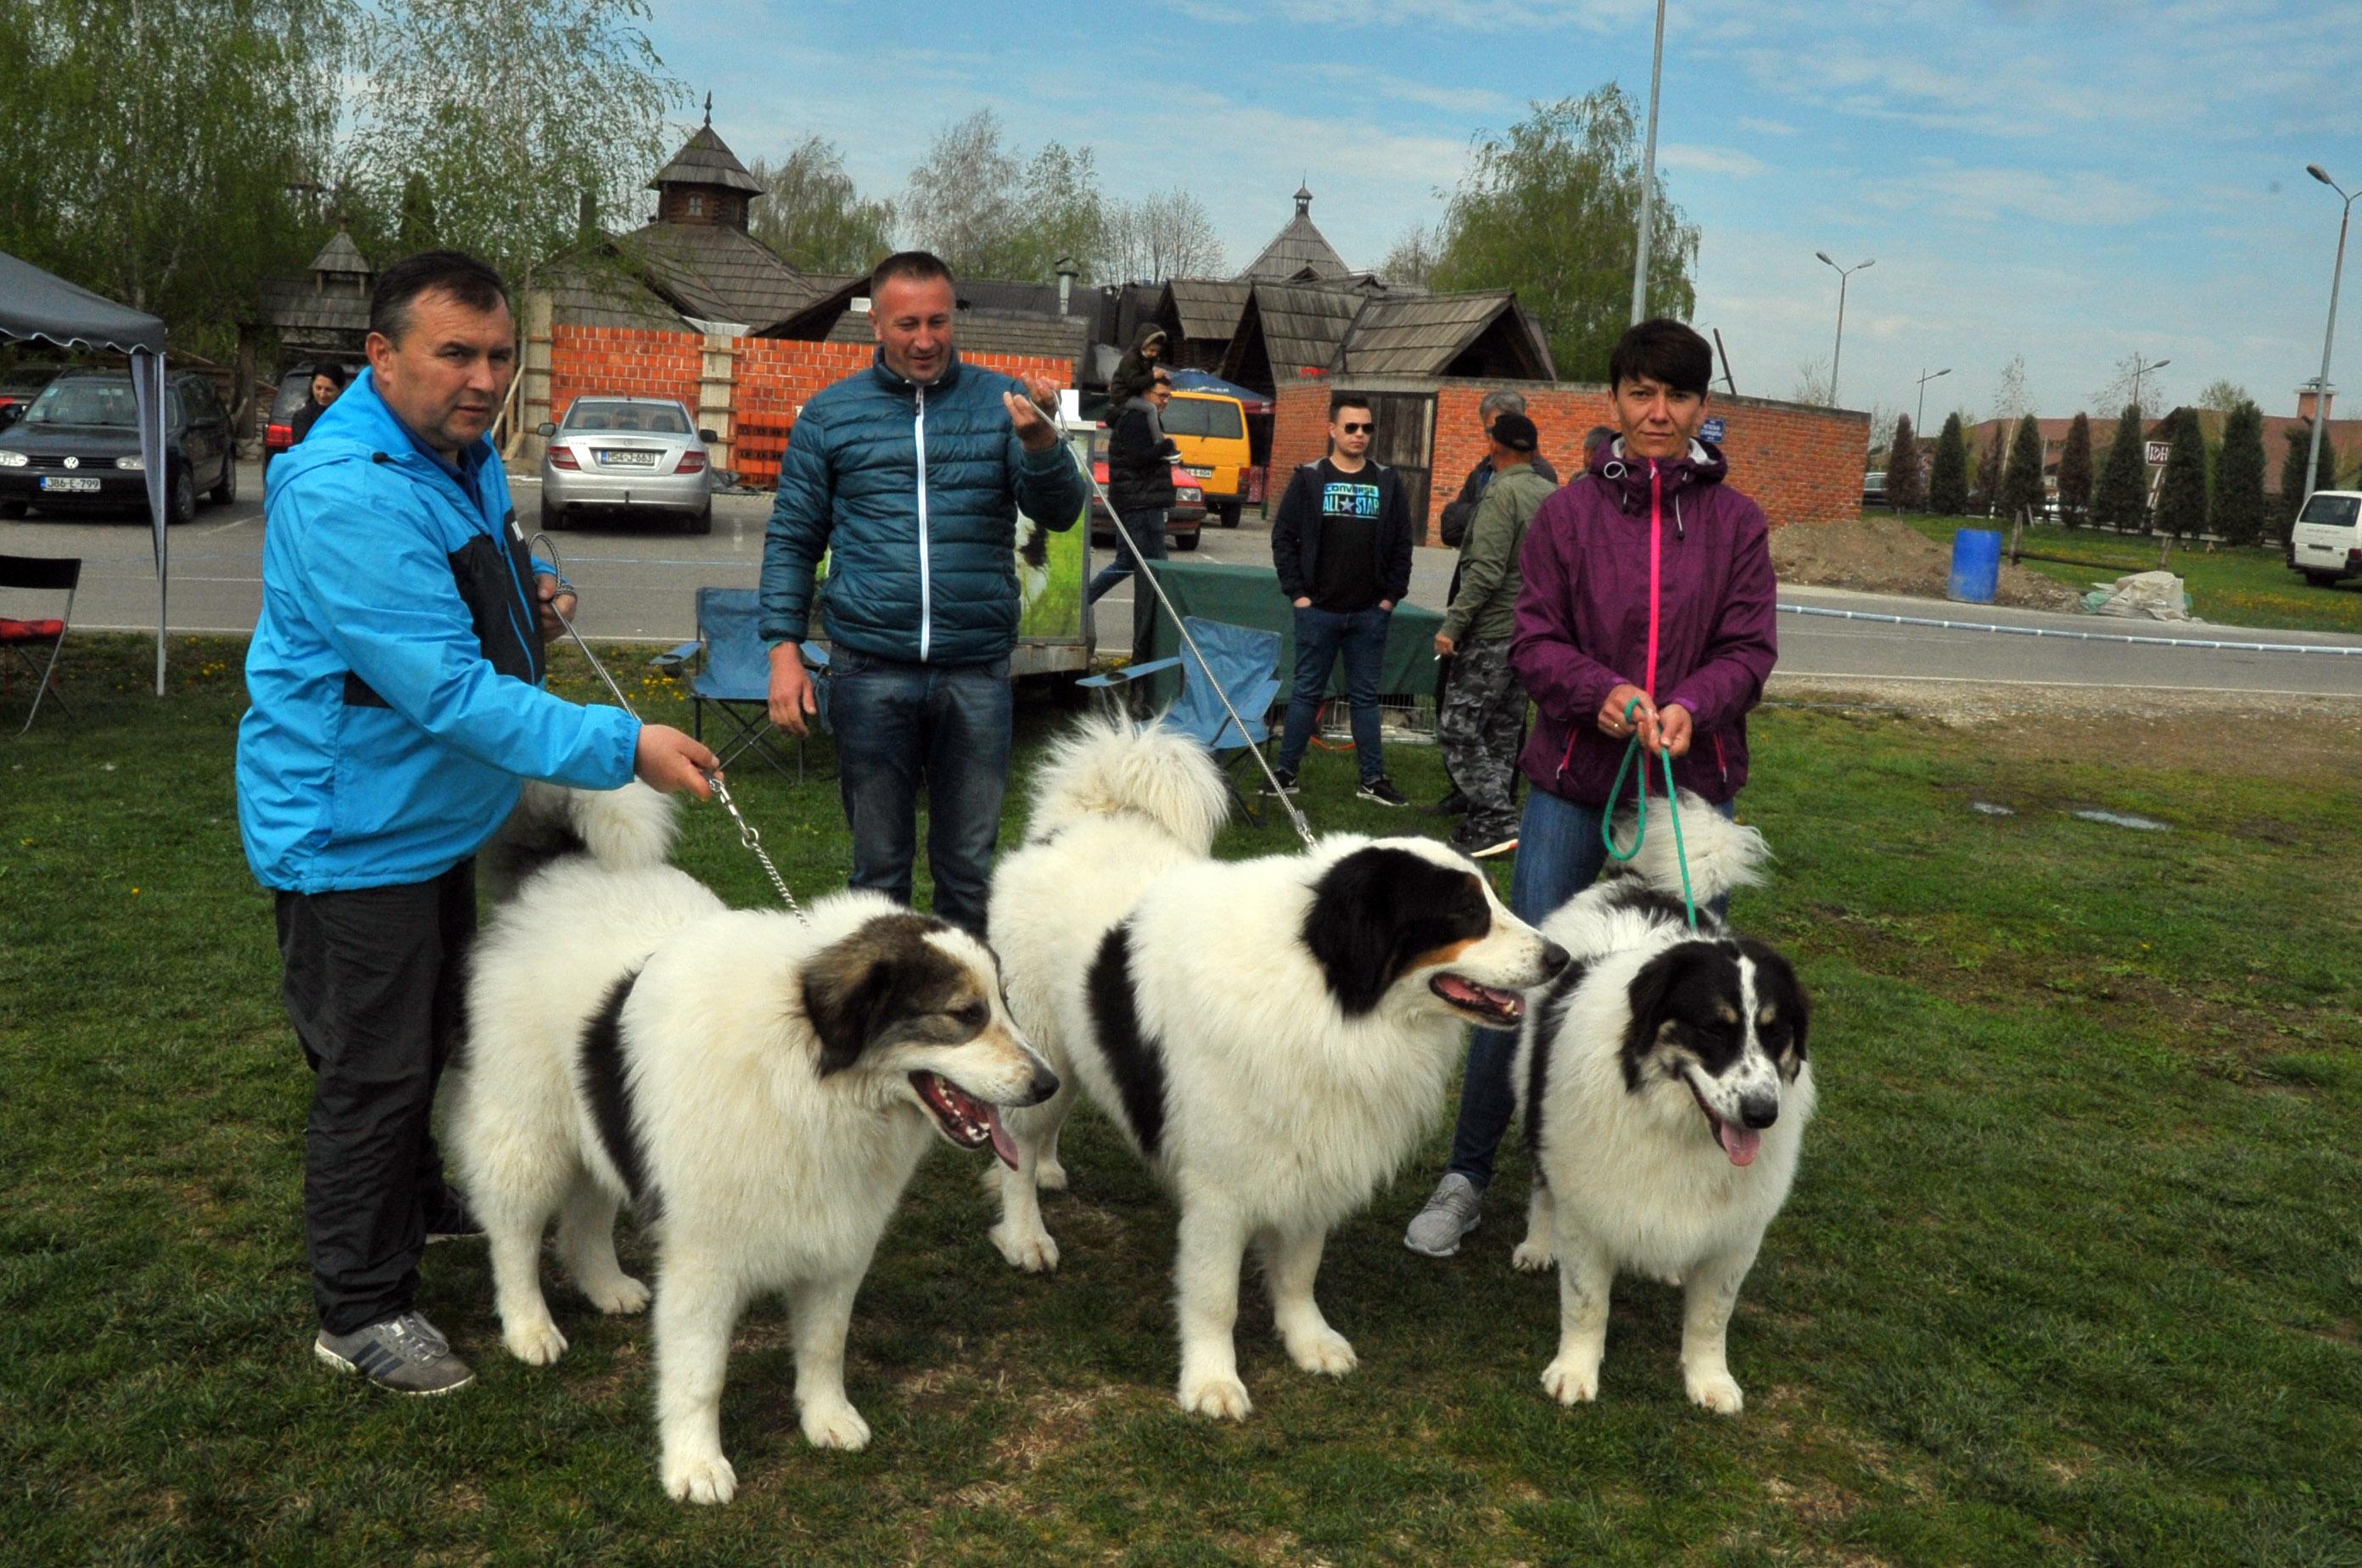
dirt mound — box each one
[1772,513,2081,611]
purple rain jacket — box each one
[1509,436,1778,808]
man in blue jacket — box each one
[238,249,718,1395]
[760,250,1083,937]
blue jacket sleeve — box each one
[762,406,837,644]
[1009,427,1085,535]
[278,472,637,788]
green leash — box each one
[1600,695,1699,930]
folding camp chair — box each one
[1080,615,1283,820]
[0,553,81,736]
[658,586,829,783]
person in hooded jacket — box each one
[239,249,720,1392]
[1105,324,1168,409]
[1404,317,1779,1258]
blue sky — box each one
[646,0,2362,427]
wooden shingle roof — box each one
[1335,291,1554,380]
[1163,278,1251,342]
[308,231,371,277]
[1238,283,1363,377]
[538,259,697,332]
[820,305,1090,378]
[616,221,821,328]
[646,122,763,196]
[1239,187,1350,283]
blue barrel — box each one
[1947,528,2001,604]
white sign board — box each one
[2145,441,2170,466]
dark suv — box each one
[0,368,238,524]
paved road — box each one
[8,462,2360,702]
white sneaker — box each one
[1404,1173,1484,1257]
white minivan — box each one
[2287,490,2362,585]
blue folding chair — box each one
[1080,615,1283,819]
[657,587,829,782]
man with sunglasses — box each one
[1266,390,1413,806]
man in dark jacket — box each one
[760,251,1085,937]
[1427,389,1557,815]
[1266,390,1414,807]
[1086,371,1178,669]
[1406,318,1777,1258]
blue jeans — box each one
[1086,507,1167,669]
[826,648,1012,938]
[1277,603,1390,783]
[1446,785,1738,1189]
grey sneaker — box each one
[315,1312,476,1396]
[1404,1173,1484,1257]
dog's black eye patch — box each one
[1738,938,1811,1063]
[1304,847,1492,1017]
[1620,941,1747,1089]
[801,913,974,1074]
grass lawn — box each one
[5,634,2360,1565]
[1887,512,2362,637]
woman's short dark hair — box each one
[370,249,509,344]
[1328,389,1372,421]
[311,363,347,389]
[1608,318,1713,395]
[870,250,956,298]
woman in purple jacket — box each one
[1405,318,1779,1258]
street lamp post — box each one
[1629,0,1668,325]
[1915,366,1951,431]
[2304,164,2357,511]
[2128,351,2170,420]
[1816,253,1874,406]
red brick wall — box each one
[1272,377,1871,543]
[547,328,1074,490]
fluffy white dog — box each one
[988,717,1569,1419]
[1509,792,1813,1415]
[447,783,1057,1504]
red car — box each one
[1088,433,1205,552]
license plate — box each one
[597,450,658,467]
[40,476,101,492]
[1185,465,1215,479]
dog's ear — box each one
[1303,846,1491,1017]
[1619,947,1690,1090]
[800,915,939,1075]
[1738,938,1810,1064]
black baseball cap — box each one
[1490,412,1538,452]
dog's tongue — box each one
[1716,1120,1762,1168]
[986,1106,1019,1170]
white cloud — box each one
[1737,116,1798,137]
[1658,143,1769,179]
[1859,164,2162,228]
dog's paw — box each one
[800,1398,872,1452]
[988,1221,1061,1274]
[1539,1355,1599,1406]
[1285,1326,1358,1378]
[1035,1158,1069,1192]
[1685,1369,1744,1415]
[1510,1239,1557,1273]
[503,1317,568,1365]
[586,1274,651,1315]
[1178,1372,1254,1421]
[662,1451,738,1505]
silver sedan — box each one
[537,395,715,535]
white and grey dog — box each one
[988,717,1569,1419]
[1510,792,1813,1415]
[446,782,1058,1504]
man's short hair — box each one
[370,249,508,344]
[1478,389,1528,421]
[1609,318,1713,395]
[1329,390,1373,421]
[870,250,956,299]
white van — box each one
[2287,490,2362,585]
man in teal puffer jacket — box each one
[760,250,1083,936]
[238,250,718,1394]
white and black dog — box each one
[1508,792,1812,1415]
[988,717,1568,1419]
[446,782,1058,1504]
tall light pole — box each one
[1816,253,1874,406]
[2128,351,2170,419]
[1915,366,1951,431]
[2304,164,2357,511]
[1628,0,1667,325]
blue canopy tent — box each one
[1166,367,1273,415]
[0,250,172,694]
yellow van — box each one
[1162,389,1257,529]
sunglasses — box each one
[1339,421,1374,434]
